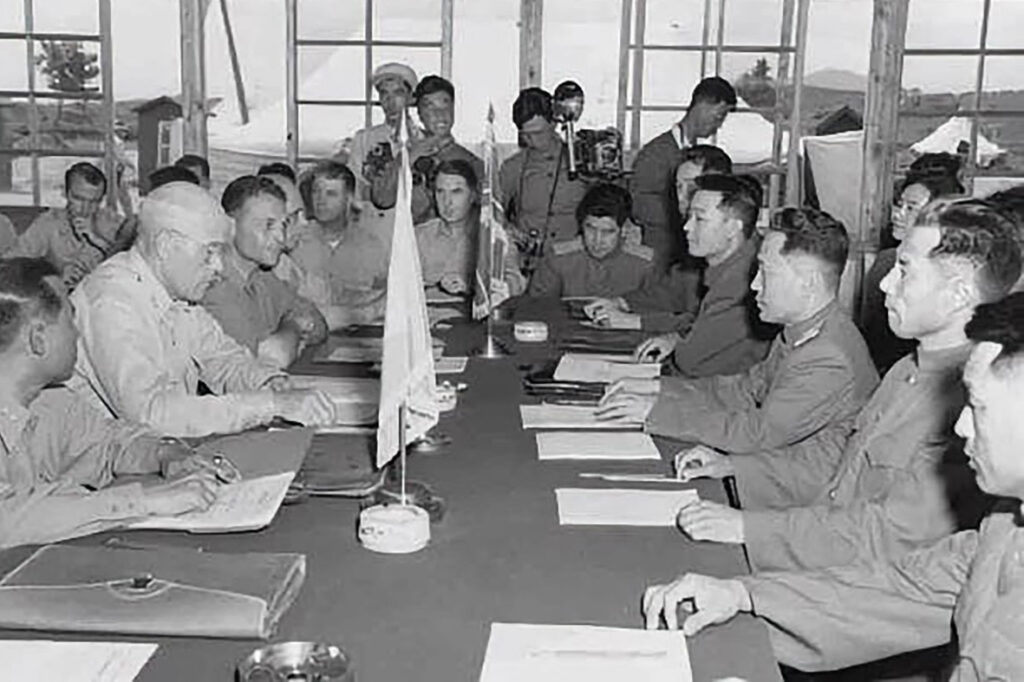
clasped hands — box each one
[593,377,660,422]
[582,297,640,330]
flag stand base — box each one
[472,330,509,358]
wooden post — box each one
[364,0,374,129]
[783,0,810,205]
[629,0,646,149]
[99,0,116,209]
[856,0,909,317]
[769,0,796,214]
[615,0,632,135]
[967,0,992,194]
[519,0,543,88]
[179,0,208,156]
[23,0,39,205]
[285,0,298,168]
[441,0,454,80]
[219,0,249,125]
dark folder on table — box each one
[0,545,305,639]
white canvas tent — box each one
[910,116,1005,168]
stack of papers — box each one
[536,432,661,461]
[555,488,698,526]
[0,640,158,681]
[479,623,691,682]
[553,354,660,383]
[435,356,469,374]
[520,404,641,431]
[129,472,295,533]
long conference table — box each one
[0,305,783,682]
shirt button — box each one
[828,489,837,500]
[907,375,917,385]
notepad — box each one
[519,404,641,430]
[0,640,158,681]
[478,623,691,682]
[129,472,295,533]
[536,431,661,461]
[555,488,698,526]
[553,353,661,383]
[435,356,469,374]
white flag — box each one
[473,103,513,319]
[375,115,439,468]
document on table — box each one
[0,640,158,682]
[553,353,661,383]
[520,404,641,430]
[129,472,295,533]
[287,375,379,426]
[435,356,469,374]
[478,623,691,682]
[536,431,661,461]
[555,488,698,526]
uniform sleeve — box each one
[348,130,370,200]
[743,438,970,572]
[201,282,260,352]
[648,341,860,454]
[74,287,279,438]
[740,529,975,672]
[624,263,701,314]
[670,295,770,379]
[526,254,563,298]
[6,213,53,258]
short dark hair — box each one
[899,172,965,199]
[908,152,961,180]
[984,185,1024,247]
[690,77,737,109]
[257,162,297,184]
[414,75,455,103]
[916,199,1023,303]
[148,165,201,192]
[512,87,553,128]
[966,291,1024,360]
[299,161,355,216]
[175,153,210,180]
[65,162,106,193]
[0,258,63,353]
[693,174,759,238]
[734,174,764,209]
[679,144,733,175]
[221,175,286,216]
[769,207,849,288]
[433,158,479,193]
[576,183,632,229]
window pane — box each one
[298,0,365,41]
[33,39,103,97]
[0,40,28,90]
[0,0,25,32]
[373,0,441,42]
[723,0,785,45]
[987,0,1024,49]
[641,50,704,108]
[113,0,179,101]
[298,45,365,102]
[906,0,984,50]
[902,55,980,99]
[300,103,361,158]
[644,0,708,47]
[805,0,872,93]
[32,0,99,35]
[981,57,1024,111]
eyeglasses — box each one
[168,229,227,265]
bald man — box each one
[69,182,338,438]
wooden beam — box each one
[967,0,992,192]
[615,0,632,134]
[783,0,809,205]
[219,0,248,125]
[285,0,298,168]
[179,0,208,156]
[856,0,909,316]
[519,0,543,88]
[441,0,454,80]
[99,0,116,210]
[769,0,796,213]
[629,0,646,148]
[364,0,373,129]
[23,0,39,205]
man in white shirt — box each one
[70,182,338,438]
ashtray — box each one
[237,641,353,682]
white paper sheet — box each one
[129,472,295,533]
[287,375,379,425]
[563,352,635,364]
[553,354,661,383]
[519,404,641,431]
[555,488,699,526]
[478,623,691,682]
[0,640,158,682]
[435,356,469,374]
[536,432,661,461]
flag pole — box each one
[398,400,408,506]
[473,101,509,358]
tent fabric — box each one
[910,117,1005,168]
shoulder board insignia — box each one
[623,243,654,261]
[552,238,584,256]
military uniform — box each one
[526,237,657,299]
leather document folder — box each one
[0,545,305,639]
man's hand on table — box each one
[634,332,680,364]
[642,573,751,635]
[273,389,338,426]
[674,445,735,480]
[584,297,628,322]
[594,378,660,422]
[144,471,220,517]
[263,375,295,392]
[439,273,468,296]
[676,499,744,544]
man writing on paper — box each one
[526,183,657,299]
[597,208,878,457]
[0,258,223,549]
[202,175,327,368]
[69,182,338,438]
[671,201,1021,572]
[584,145,733,331]
[642,293,1024,681]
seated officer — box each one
[8,162,130,288]
[598,207,879,456]
[0,258,222,548]
[627,175,774,378]
[202,175,327,368]
[526,183,656,299]
[642,292,1024,681]
[585,145,733,331]
[69,182,338,438]
[671,200,1021,572]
